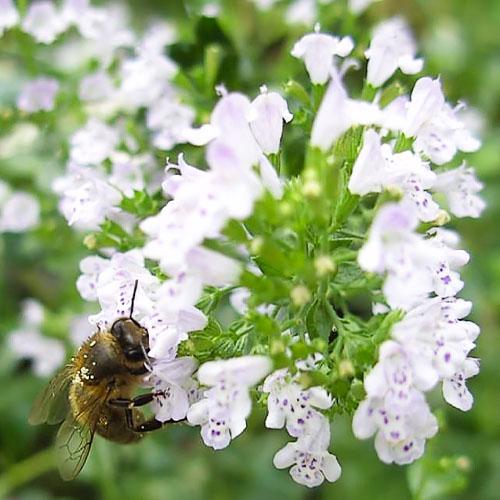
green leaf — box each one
[379,81,407,108]
[305,297,335,340]
[120,190,163,218]
[407,455,470,500]
[333,126,364,163]
[284,80,311,108]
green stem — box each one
[0,447,56,498]
[312,84,326,112]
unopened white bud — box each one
[302,179,321,198]
[314,255,336,277]
[291,285,311,306]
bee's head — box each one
[111,318,149,362]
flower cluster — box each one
[141,87,290,277]
[0,181,40,232]
[263,368,341,487]
[2,0,485,491]
[252,0,376,24]
[349,33,482,464]
[8,300,64,376]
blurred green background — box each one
[1,0,499,499]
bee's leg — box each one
[108,392,158,409]
[131,416,164,433]
[121,408,185,433]
[109,392,183,433]
[108,397,162,431]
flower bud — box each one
[314,255,336,277]
[434,209,451,226]
[83,234,97,250]
[291,285,311,306]
[250,236,264,255]
[302,179,321,198]
[338,359,355,378]
[456,456,471,472]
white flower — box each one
[229,287,274,316]
[22,1,68,44]
[8,300,65,377]
[141,154,261,275]
[359,202,470,309]
[249,86,293,154]
[391,296,479,382]
[150,357,198,422]
[138,21,176,55]
[273,418,341,487]
[187,356,271,449]
[442,357,479,411]
[348,129,440,222]
[22,299,45,326]
[403,78,481,164]
[286,0,316,26]
[9,329,65,376]
[144,274,206,361]
[89,250,160,327]
[76,255,110,301]
[229,288,252,315]
[17,77,59,113]
[365,17,423,87]
[205,92,262,167]
[291,32,354,85]
[69,314,95,346]
[358,202,431,310]
[108,152,152,197]
[79,71,115,102]
[311,69,380,151]
[119,53,177,108]
[0,191,40,232]
[404,77,445,137]
[263,369,332,437]
[364,341,438,404]
[425,228,470,299]
[353,389,438,465]
[185,247,241,287]
[0,0,19,36]
[61,0,91,24]
[251,0,278,10]
[433,163,485,218]
[184,91,282,197]
[72,4,135,66]
[349,0,375,14]
[258,155,284,198]
[358,201,419,274]
[348,129,388,196]
[70,119,119,166]
[146,95,194,150]
[52,162,121,230]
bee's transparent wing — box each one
[28,365,73,425]
[55,412,95,481]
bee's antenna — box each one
[129,280,139,319]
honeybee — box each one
[29,282,169,480]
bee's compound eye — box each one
[111,320,125,340]
[124,346,144,361]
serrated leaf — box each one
[305,297,335,340]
